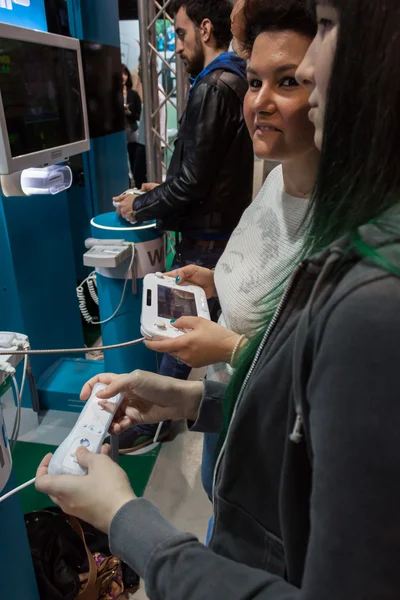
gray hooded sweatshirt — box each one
[109,218,400,600]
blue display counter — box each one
[92,212,165,374]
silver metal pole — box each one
[138,0,157,182]
[148,0,162,183]
[138,0,188,180]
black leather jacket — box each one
[133,69,254,236]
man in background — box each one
[113,0,254,451]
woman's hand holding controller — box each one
[80,371,204,435]
[145,318,243,368]
[35,371,204,533]
[165,265,217,299]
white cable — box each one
[92,247,135,326]
[10,375,19,416]
[77,283,95,324]
[87,273,99,305]
[0,362,16,457]
[10,376,20,443]
[0,478,36,503]
[77,271,99,324]
[76,245,135,326]
[10,374,20,453]
[153,421,164,444]
[10,353,28,452]
[10,374,20,447]
[0,337,145,356]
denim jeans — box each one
[206,515,214,545]
[201,431,219,500]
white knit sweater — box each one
[208,165,309,383]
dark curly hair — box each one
[170,0,233,49]
[233,0,316,58]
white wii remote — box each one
[48,383,122,476]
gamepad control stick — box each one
[48,383,122,476]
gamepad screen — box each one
[158,285,198,319]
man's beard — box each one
[185,31,205,77]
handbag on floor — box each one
[79,553,123,600]
[25,507,138,600]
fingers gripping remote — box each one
[48,383,122,476]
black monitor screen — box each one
[80,41,125,139]
[158,285,198,320]
[0,39,85,158]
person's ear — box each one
[200,18,213,44]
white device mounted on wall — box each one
[0,22,90,177]
[140,273,210,341]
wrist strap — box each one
[230,334,246,367]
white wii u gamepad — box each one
[140,273,210,341]
[48,383,122,476]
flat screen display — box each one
[80,41,125,139]
[0,38,85,158]
[158,285,198,320]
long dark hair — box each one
[309,0,400,249]
[122,64,133,90]
[223,0,400,447]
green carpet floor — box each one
[13,441,161,513]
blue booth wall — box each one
[0,0,130,393]
[68,0,129,214]
[0,0,86,391]
[0,2,129,596]
[0,6,46,600]
[67,0,130,279]
[0,193,86,379]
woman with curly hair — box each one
[145,0,319,500]
[147,0,318,373]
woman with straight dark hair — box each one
[36,1,400,598]
[122,64,141,178]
